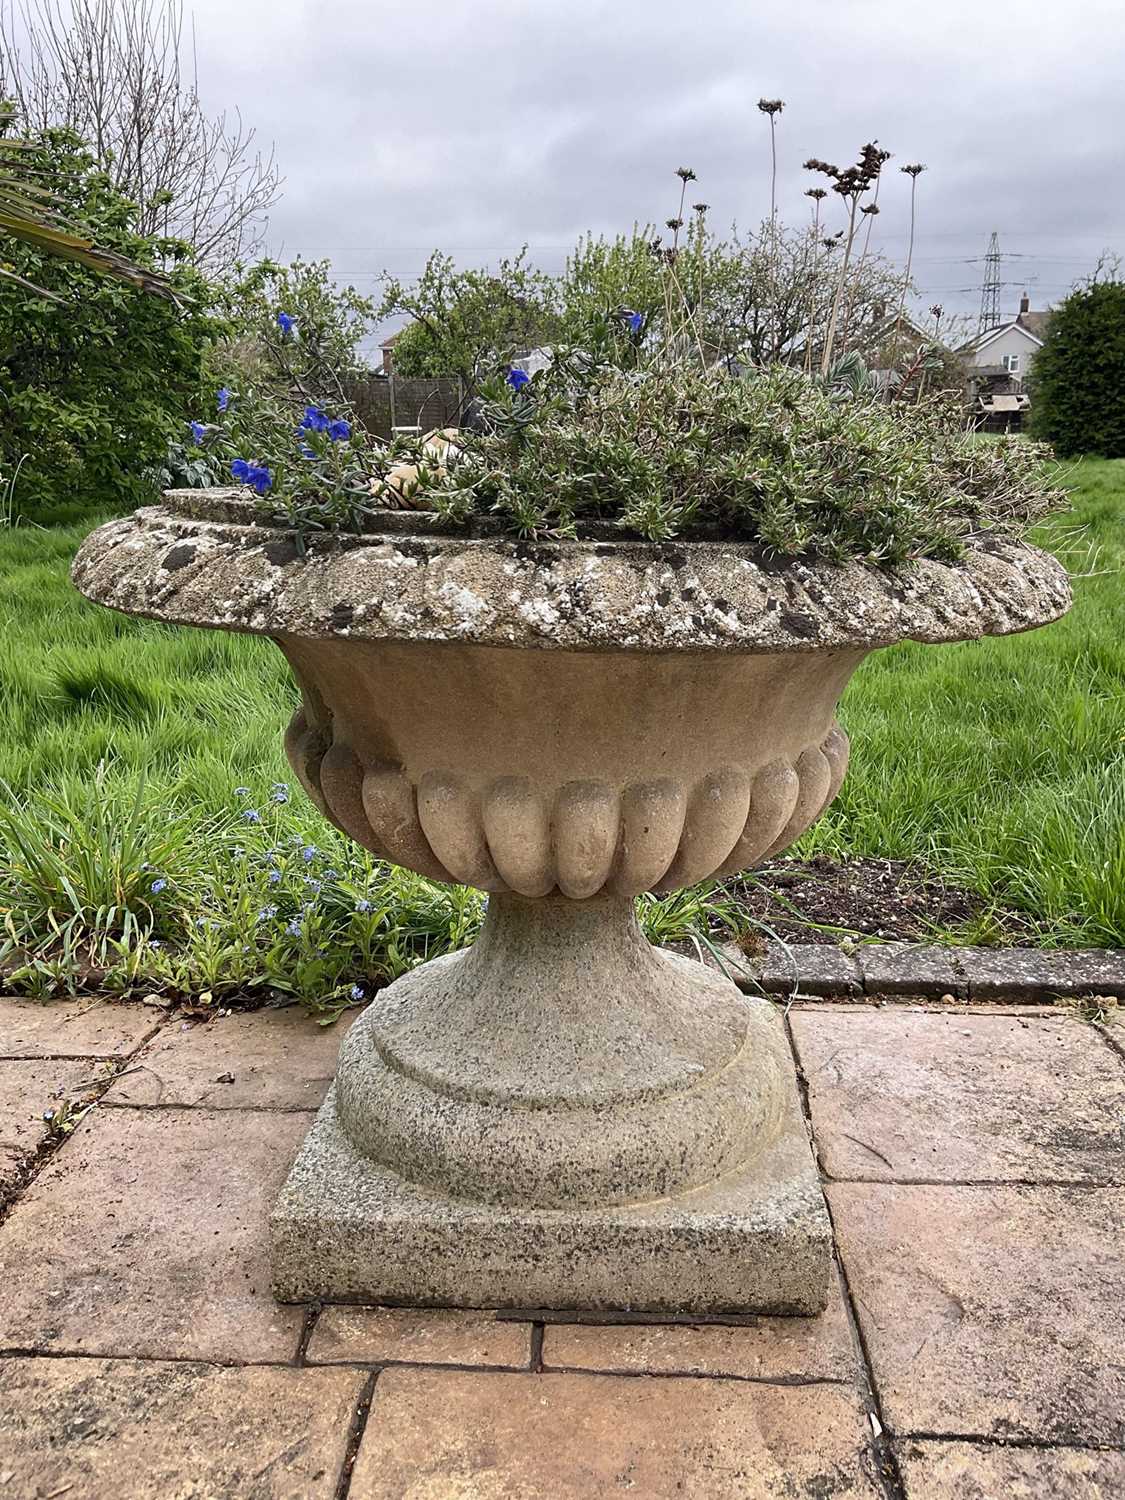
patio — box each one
[0,989,1122,1497]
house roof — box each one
[865,311,943,349]
[959,318,1045,356]
[1017,310,1052,339]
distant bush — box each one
[0,121,219,526]
[1030,275,1125,458]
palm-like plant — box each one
[0,104,175,301]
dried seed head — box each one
[666,217,684,231]
[902,162,926,177]
[675,166,697,182]
[757,98,785,116]
[860,203,881,215]
[805,187,828,201]
[692,202,709,214]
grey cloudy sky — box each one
[187,0,1124,342]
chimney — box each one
[1019,292,1030,315]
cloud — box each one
[185,0,1124,322]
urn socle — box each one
[73,490,1071,1315]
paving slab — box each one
[540,1272,856,1381]
[347,1368,883,1499]
[830,1182,1125,1444]
[0,1356,363,1500]
[102,1005,359,1110]
[858,943,965,997]
[307,1305,533,1367]
[0,996,159,1059]
[959,947,1125,1000]
[764,942,863,996]
[0,1105,311,1362]
[791,1010,1125,1182]
[0,1058,103,1197]
[703,941,862,995]
[896,1438,1125,1498]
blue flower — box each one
[149,939,162,950]
[235,787,251,798]
[267,868,282,885]
[270,784,290,804]
[327,418,351,442]
[256,905,278,923]
[301,845,318,863]
[628,311,644,334]
[507,367,530,392]
[277,311,295,335]
[242,808,262,824]
[350,984,365,1001]
[299,443,316,460]
[300,406,330,432]
[150,878,167,893]
[355,899,373,913]
[286,918,302,937]
[231,460,271,494]
[217,387,232,413]
[190,421,207,444]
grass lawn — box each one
[1,457,1122,1004]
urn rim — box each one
[71,486,1072,655]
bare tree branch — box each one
[0,0,281,269]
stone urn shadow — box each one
[73,492,1070,1314]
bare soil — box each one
[724,856,1035,946]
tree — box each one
[381,223,907,387]
[0,119,220,524]
[379,250,562,384]
[1030,269,1125,458]
[0,0,279,268]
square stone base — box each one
[270,1073,831,1316]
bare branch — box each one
[0,0,281,269]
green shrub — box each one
[245,349,1066,564]
[1030,276,1125,458]
[0,123,220,526]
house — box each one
[379,329,404,375]
[959,295,1051,428]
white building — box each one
[959,295,1051,425]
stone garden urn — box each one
[74,491,1070,1314]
